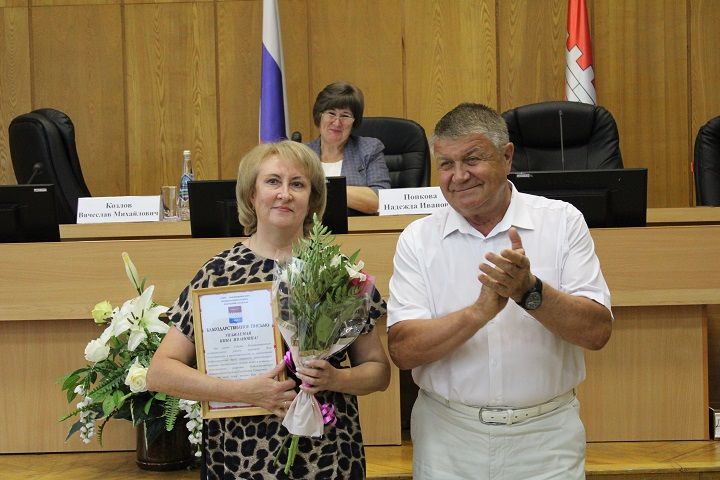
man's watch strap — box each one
[519,276,543,310]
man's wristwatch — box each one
[519,276,543,310]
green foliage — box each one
[87,364,125,401]
[65,419,85,441]
[282,213,369,359]
[163,396,181,431]
[61,368,89,403]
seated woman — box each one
[147,141,391,479]
[307,81,391,214]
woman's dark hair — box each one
[312,81,364,129]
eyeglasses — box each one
[322,110,355,124]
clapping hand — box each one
[476,227,535,317]
[477,227,534,307]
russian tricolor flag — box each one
[260,0,288,142]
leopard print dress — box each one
[167,242,386,480]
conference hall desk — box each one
[1,210,719,453]
[56,207,720,240]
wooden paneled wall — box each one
[1,0,719,207]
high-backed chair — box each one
[694,116,720,206]
[501,101,623,172]
[9,108,91,224]
[353,117,430,188]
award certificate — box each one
[192,282,284,418]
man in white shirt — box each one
[387,103,613,480]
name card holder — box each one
[378,187,448,216]
[77,196,161,223]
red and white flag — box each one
[565,0,596,104]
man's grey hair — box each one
[431,103,509,151]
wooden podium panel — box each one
[0,235,399,453]
[591,226,720,307]
[0,319,136,453]
[1,223,719,452]
[0,235,398,322]
[580,305,707,441]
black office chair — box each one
[694,116,720,206]
[353,117,430,188]
[9,108,91,224]
[501,101,623,172]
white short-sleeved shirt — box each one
[387,183,612,408]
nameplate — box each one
[77,196,161,224]
[378,187,448,216]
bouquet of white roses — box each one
[59,253,202,457]
[272,214,374,474]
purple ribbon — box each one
[320,403,337,426]
[283,350,337,426]
[284,350,296,374]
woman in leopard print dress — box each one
[147,141,390,479]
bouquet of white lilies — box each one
[59,252,201,456]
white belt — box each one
[422,389,576,426]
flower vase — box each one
[136,423,195,471]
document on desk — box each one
[191,282,284,418]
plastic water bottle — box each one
[177,149,193,220]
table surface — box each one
[59,207,720,240]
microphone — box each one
[290,131,302,143]
[558,109,566,171]
[26,162,44,184]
